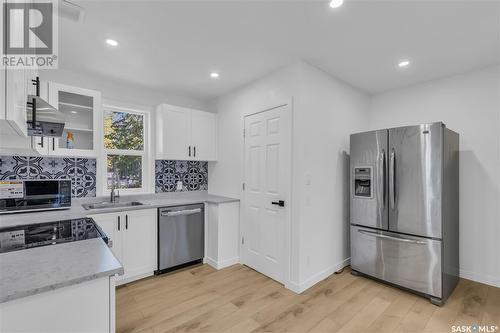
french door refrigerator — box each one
[350,122,459,306]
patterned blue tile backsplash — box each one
[0,156,97,197]
[155,160,208,192]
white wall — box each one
[208,63,301,197]
[39,68,209,110]
[294,64,369,288]
[368,65,500,287]
[208,61,370,291]
[208,62,303,283]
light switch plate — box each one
[176,181,183,191]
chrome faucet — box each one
[110,172,120,203]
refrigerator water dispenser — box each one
[354,167,372,198]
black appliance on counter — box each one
[0,179,71,214]
[0,218,108,253]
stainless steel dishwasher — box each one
[157,203,204,274]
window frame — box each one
[100,104,152,195]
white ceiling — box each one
[59,0,500,101]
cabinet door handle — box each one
[117,216,121,231]
[188,146,191,157]
[39,137,44,148]
[194,146,196,158]
[271,200,285,207]
[125,215,128,230]
[52,138,55,151]
[32,76,40,96]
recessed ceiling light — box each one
[398,60,410,68]
[210,72,220,79]
[71,111,78,114]
[329,0,344,9]
[105,38,118,47]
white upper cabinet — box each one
[1,67,38,136]
[1,0,28,137]
[156,105,191,160]
[0,68,41,155]
[191,109,217,161]
[47,82,102,157]
[0,0,39,143]
[4,69,28,136]
[156,104,217,161]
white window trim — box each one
[98,104,153,196]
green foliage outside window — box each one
[104,111,144,151]
[104,111,144,189]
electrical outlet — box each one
[305,173,311,186]
[176,181,183,191]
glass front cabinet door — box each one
[48,82,102,157]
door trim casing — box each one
[239,99,293,289]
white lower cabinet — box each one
[205,201,240,270]
[122,209,157,280]
[89,202,240,284]
[0,276,114,333]
[90,212,123,264]
[89,208,157,284]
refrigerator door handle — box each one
[358,229,426,245]
[389,148,396,210]
[379,149,386,208]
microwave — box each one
[0,180,71,214]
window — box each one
[103,106,149,193]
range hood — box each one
[27,95,65,137]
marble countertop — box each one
[0,238,123,303]
[0,191,239,228]
[0,191,238,304]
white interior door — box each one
[242,104,291,284]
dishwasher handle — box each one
[161,208,202,217]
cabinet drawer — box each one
[351,226,442,297]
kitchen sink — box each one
[82,201,144,210]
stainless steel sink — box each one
[82,201,144,210]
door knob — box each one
[271,200,285,207]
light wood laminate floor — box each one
[116,264,500,333]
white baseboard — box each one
[206,256,240,270]
[286,257,351,294]
[116,271,154,286]
[205,257,217,269]
[460,269,500,288]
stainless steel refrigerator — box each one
[349,122,459,306]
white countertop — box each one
[0,191,239,228]
[0,238,123,303]
[0,191,238,304]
